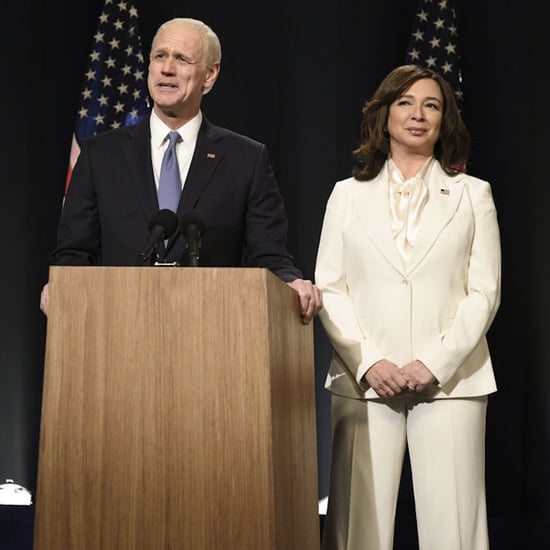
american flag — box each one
[65,0,149,193]
[405,0,463,108]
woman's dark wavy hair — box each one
[352,64,470,181]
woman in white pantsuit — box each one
[315,65,501,550]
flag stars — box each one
[418,10,429,22]
[445,43,456,55]
[404,0,462,109]
[425,56,437,67]
[71,0,149,153]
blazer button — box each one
[401,280,409,287]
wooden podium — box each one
[34,266,319,549]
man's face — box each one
[148,23,219,122]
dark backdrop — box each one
[1,0,547,544]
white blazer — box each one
[315,160,501,400]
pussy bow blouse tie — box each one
[389,170,429,257]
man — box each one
[40,17,322,323]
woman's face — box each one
[386,78,443,157]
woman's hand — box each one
[400,360,438,392]
[363,359,409,397]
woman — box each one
[315,65,501,550]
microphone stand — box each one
[154,239,179,266]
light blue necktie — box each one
[158,131,182,212]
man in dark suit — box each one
[41,17,322,323]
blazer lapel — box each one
[178,119,224,212]
[121,118,158,223]
[360,165,407,277]
[406,163,466,273]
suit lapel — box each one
[406,163,466,273]
[358,161,467,277]
[121,118,158,223]
[359,165,407,277]
[178,119,224,212]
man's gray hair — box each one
[151,17,222,68]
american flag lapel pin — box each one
[207,153,216,159]
[440,188,450,195]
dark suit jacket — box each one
[52,115,302,282]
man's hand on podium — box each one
[287,279,323,325]
[40,283,50,317]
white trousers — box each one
[322,394,490,550]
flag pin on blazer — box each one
[207,153,216,159]
[440,188,450,195]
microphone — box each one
[179,210,207,267]
[137,209,179,265]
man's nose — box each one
[161,57,176,73]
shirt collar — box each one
[150,110,203,150]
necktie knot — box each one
[166,131,181,150]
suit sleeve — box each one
[315,181,385,386]
[243,144,303,282]
[417,179,501,386]
[50,139,101,266]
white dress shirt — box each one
[149,110,202,192]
